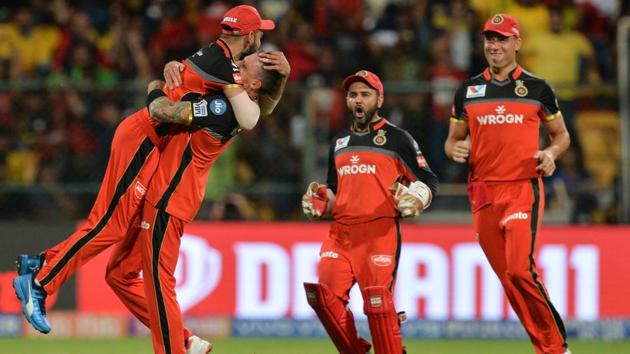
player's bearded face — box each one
[239,31,262,60]
[346,82,381,130]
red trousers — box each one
[318,218,401,301]
[141,202,187,354]
[471,178,567,354]
[36,109,193,344]
[38,109,160,293]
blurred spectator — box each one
[148,3,197,73]
[102,8,151,81]
[447,0,475,72]
[52,10,104,72]
[0,6,61,78]
[48,39,117,86]
[425,32,466,181]
[195,1,230,46]
[506,0,551,40]
[209,193,256,221]
[523,6,599,151]
[31,158,78,219]
[574,1,616,81]
[284,22,319,83]
[550,146,598,223]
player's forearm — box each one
[226,91,260,130]
[323,189,335,216]
[259,75,288,116]
[149,97,192,125]
[544,130,571,160]
[444,138,456,160]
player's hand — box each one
[451,140,470,163]
[164,61,184,89]
[260,51,290,77]
[301,182,328,220]
[534,150,556,176]
[391,181,432,218]
[147,80,165,93]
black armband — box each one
[146,89,167,109]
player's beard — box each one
[238,41,258,60]
[352,105,378,131]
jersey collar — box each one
[483,64,523,81]
[352,117,388,133]
[216,39,234,60]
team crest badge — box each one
[373,129,387,146]
[492,14,504,25]
[515,80,528,97]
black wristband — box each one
[146,89,167,109]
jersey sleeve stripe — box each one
[184,59,232,85]
[543,111,561,122]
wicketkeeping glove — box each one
[302,182,328,219]
[392,181,432,217]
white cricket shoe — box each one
[563,349,572,354]
[186,335,212,354]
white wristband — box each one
[227,91,261,130]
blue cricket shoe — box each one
[13,273,51,334]
[16,254,43,275]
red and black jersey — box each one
[146,40,242,222]
[153,39,242,139]
[327,118,438,224]
[146,94,239,222]
[164,39,242,101]
[451,65,561,182]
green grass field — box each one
[1,338,629,354]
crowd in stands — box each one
[0,0,626,222]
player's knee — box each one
[505,268,532,285]
[362,286,394,316]
[104,267,123,290]
[304,282,333,310]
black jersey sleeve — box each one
[398,131,439,197]
[186,44,241,87]
[326,140,338,195]
[451,82,467,121]
[538,80,561,121]
[185,94,239,139]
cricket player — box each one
[302,70,438,354]
[13,5,284,354]
[134,8,289,354]
[139,50,286,354]
[444,14,571,354]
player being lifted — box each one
[301,70,438,354]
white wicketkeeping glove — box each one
[301,182,328,219]
[392,181,432,218]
